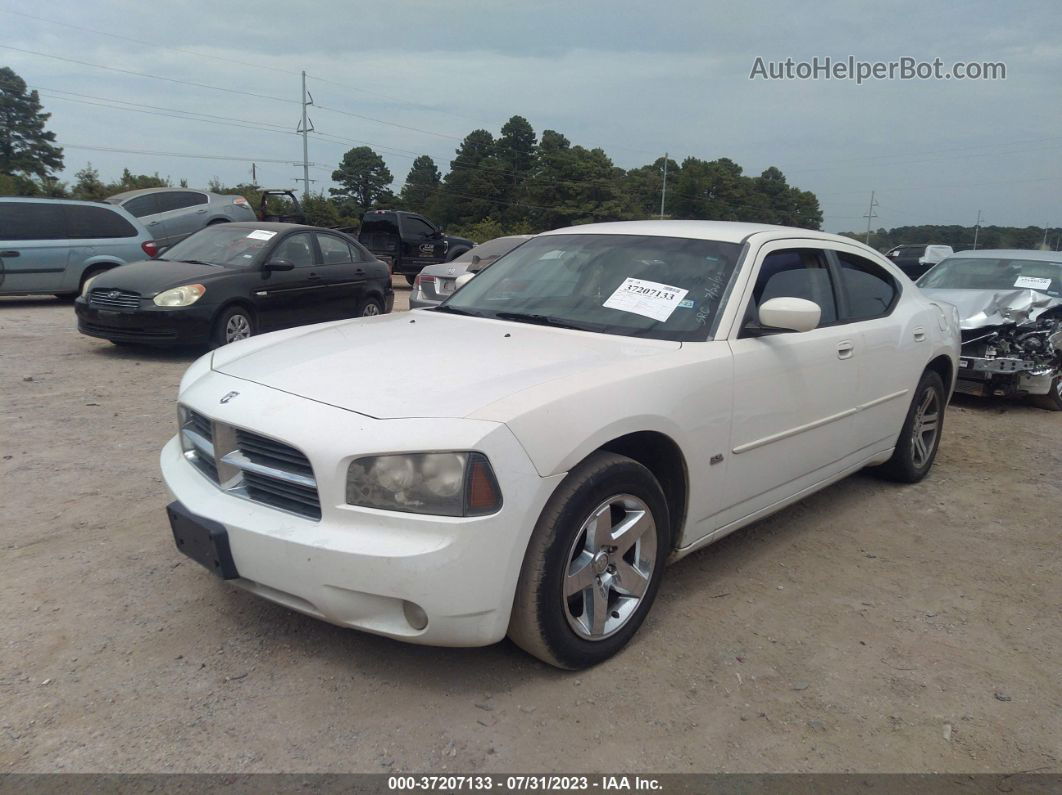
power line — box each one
[62,143,304,165]
[0,44,298,104]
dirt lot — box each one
[1,283,1059,774]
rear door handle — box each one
[0,250,19,257]
[837,340,855,359]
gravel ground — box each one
[1,281,1059,773]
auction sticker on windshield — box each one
[603,277,689,322]
[1014,276,1052,290]
[246,230,278,241]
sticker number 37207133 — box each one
[603,277,689,322]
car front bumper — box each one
[160,374,563,646]
[76,297,213,345]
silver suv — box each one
[106,188,256,249]
[0,198,157,298]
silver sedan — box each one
[409,235,532,309]
[106,188,256,249]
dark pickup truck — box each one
[358,210,474,283]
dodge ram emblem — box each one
[219,391,239,404]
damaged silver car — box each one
[918,249,1062,410]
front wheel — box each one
[508,451,670,669]
[1031,373,1062,411]
[404,274,416,286]
[356,296,383,317]
[876,370,945,483]
[211,306,255,348]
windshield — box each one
[441,234,743,341]
[458,236,530,272]
[162,226,275,267]
[887,246,925,258]
[918,257,1062,297]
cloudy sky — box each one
[3,0,1060,233]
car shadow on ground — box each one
[88,342,204,364]
[0,296,71,308]
[948,391,1047,416]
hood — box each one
[919,287,1062,329]
[212,311,680,419]
[89,259,231,295]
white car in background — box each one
[162,221,959,669]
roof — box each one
[107,187,215,201]
[948,248,1062,261]
[537,219,862,247]
[225,221,317,232]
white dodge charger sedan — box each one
[161,221,960,669]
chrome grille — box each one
[89,289,141,311]
[178,407,320,520]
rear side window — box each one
[65,205,138,239]
[272,232,316,267]
[0,202,66,241]
[836,251,898,320]
[156,191,207,212]
[349,241,373,261]
[753,248,838,324]
[317,234,354,264]
[122,194,159,218]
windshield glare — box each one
[162,226,275,267]
[918,257,1062,297]
[442,234,743,341]
[459,236,529,271]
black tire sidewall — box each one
[533,457,670,669]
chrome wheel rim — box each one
[225,314,251,343]
[361,303,381,317]
[911,387,940,468]
[563,494,657,641]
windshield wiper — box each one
[491,311,593,331]
[431,304,484,317]
[175,259,219,267]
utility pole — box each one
[973,209,983,250]
[297,70,315,197]
[1042,225,1050,249]
[251,162,257,186]
[659,153,668,220]
[863,190,878,244]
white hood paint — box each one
[213,311,680,419]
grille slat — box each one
[89,289,141,311]
[178,406,320,520]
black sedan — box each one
[75,222,394,347]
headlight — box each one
[346,452,502,516]
[81,274,100,297]
[153,284,206,307]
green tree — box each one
[113,168,169,192]
[302,192,340,228]
[330,146,393,213]
[70,163,108,201]
[398,155,441,214]
[495,115,537,224]
[434,129,508,227]
[0,67,63,180]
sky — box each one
[2,0,1060,234]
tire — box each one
[207,218,229,226]
[876,370,946,483]
[210,305,255,349]
[508,451,670,669]
[65,264,116,300]
[356,296,384,317]
[1031,373,1062,411]
[446,248,469,262]
[404,274,416,286]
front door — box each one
[719,243,861,526]
[399,215,446,270]
[252,232,322,331]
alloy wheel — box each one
[361,303,381,317]
[225,314,252,343]
[563,494,657,641]
[911,386,940,468]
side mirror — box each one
[263,259,295,272]
[454,272,476,290]
[758,297,821,333]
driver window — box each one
[272,233,316,267]
[752,248,838,324]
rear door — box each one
[719,242,861,524]
[120,194,168,246]
[0,201,69,293]
[315,232,367,319]
[153,191,210,246]
[399,214,446,268]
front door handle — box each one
[195,209,207,214]
[837,340,855,360]
[0,250,19,257]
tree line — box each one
[842,225,1062,253]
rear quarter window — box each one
[64,205,138,239]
